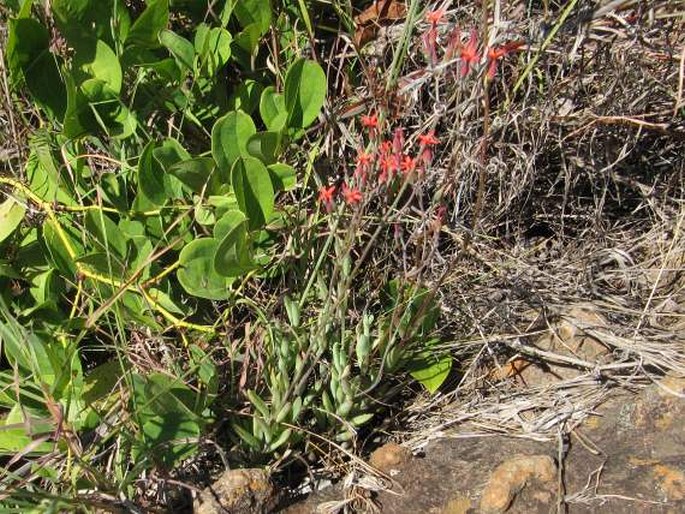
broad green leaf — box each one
[6,18,66,120]
[0,197,26,244]
[168,157,216,193]
[138,141,165,205]
[213,210,254,277]
[0,401,54,455]
[74,39,122,93]
[138,139,188,205]
[193,23,210,54]
[268,163,297,192]
[85,210,128,258]
[409,355,452,394]
[259,86,287,131]
[234,0,272,35]
[247,131,280,164]
[147,287,185,316]
[206,27,232,69]
[177,238,233,300]
[125,0,169,48]
[194,26,232,75]
[131,373,204,468]
[99,172,128,211]
[159,29,194,70]
[230,157,274,230]
[78,252,126,279]
[51,0,123,49]
[229,79,263,114]
[211,110,256,177]
[77,78,137,139]
[81,360,121,405]
[231,23,262,62]
[29,269,65,306]
[284,59,326,129]
[42,218,82,276]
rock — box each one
[440,495,472,514]
[479,455,557,514]
[515,307,611,387]
[194,468,276,514]
[651,464,685,501]
[369,442,412,473]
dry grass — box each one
[316,0,685,459]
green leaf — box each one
[74,39,122,93]
[0,197,26,244]
[231,24,262,62]
[138,141,165,205]
[130,373,204,468]
[409,355,452,394]
[126,0,169,48]
[230,157,274,230]
[177,238,233,300]
[84,210,128,258]
[267,163,297,192]
[73,78,137,139]
[259,86,287,131]
[234,0,272,35]
[6,18,66,120]
[168,157,216,193]
[229,79,263,115]
[138,139,188,205]
[211,110,256,177]
[159,29,195,70]
[206,27,233,69]
[82,360,121,405]
[42,219,82,276]
[194,26,232,75]
[51,0,122,49]
[247,131,280,164]
[284,59,326,129]
[213,210,254,277]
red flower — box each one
[379,140,393,156]
[318,185,336,210]
[360,113,379,132]
[401,155,418,174]
[418,131,440,166]
[460,29,479,76]
[486,41,524,79]
[418,130,440,146]
[356,150,373,167]
[425,9,446,26]
[423,27,438,66]
[355,150,374,182]
[392,127,405,155]
[445,25,461,61]
[342,183,362,205]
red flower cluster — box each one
[318,185,336,211]
[423,8,447,66]
[418,130,440,166]
[317,114,442,211]
[432,23,523,79]
[361,113,379,137]
[459,29,479,77]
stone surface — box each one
[194,468,276,514]
[283,375,685,513]
[369,443,413,473]
[479,455,556,513]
